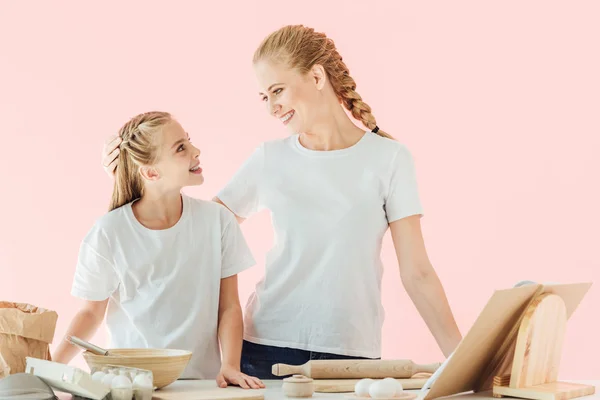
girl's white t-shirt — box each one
[217,131,424,358]
[71,194,255,379]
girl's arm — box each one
[101,134,121,176]
[390,215,462,358]
[52,299,108,364]
[216,275,264,389]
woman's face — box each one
[254,60,326,134]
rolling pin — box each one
[271,359,442,379]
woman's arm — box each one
[390,215,462,358]
[213,197,246,224]
[52,299,108,364]
[216,275,264,389]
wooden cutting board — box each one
[314,377,429,393]
[152,380,265,400]
[509,293,567,388]
[423,282,592,400]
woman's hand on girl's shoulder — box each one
[216,364,265,389]
[102,134,122,176]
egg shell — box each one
[111,387,133,400]
[395,381,404,393]
[134,387,154,400]
[111,374,133,389]
[133,373,154,389]
[382,377,404,395]
[101,372,116,388]
[369,380,397,399]
[91,371,105,382]
[355,378,375,397]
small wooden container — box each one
[282,375,314,398]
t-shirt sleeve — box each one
[384,145,425,223]
[220,208,256,278]
[216,144,265,219]
[70,225,119,301]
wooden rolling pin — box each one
[271,359,442,379]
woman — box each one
[102,25,462,379]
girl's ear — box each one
[139,165,160,181]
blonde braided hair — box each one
[109,111,172,211]
[253,25,393,140]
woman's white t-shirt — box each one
[70,194,255,379]
[217,131,424,358]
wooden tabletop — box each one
[55,379,599,400]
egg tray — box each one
[25,357,111,400]
[24,358,155,400]
[89,364,154,400]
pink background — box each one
[1,1,599,379]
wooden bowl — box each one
[83,348,192,389]
[282,375,314,398]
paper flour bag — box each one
[0,302,58,378]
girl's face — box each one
[145,119,203,190]
[255,60,325,134]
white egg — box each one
[355,378,375,397]
[382,377,403,395]
[111,388,133,400]
[111,374,132,389]
[111,375,133,400]
[369,380,397,399]
[91,371,105,382]
[101,371,116,388]
[133,373,154,389]
[395,381,404,394]
[133,374,154,400]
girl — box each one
[55,111,264,389]
[102,26,463,379]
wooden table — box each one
[55,379,599,400]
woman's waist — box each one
[245,292,385,328]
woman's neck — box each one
[299,109,366,151]
[132,189,183,230]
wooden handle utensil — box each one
[271,359,442,379]
[66,335,110,356]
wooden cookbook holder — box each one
[424,282,595,400]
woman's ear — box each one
[311,64,327,90]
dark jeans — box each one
[240,340,380,379]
